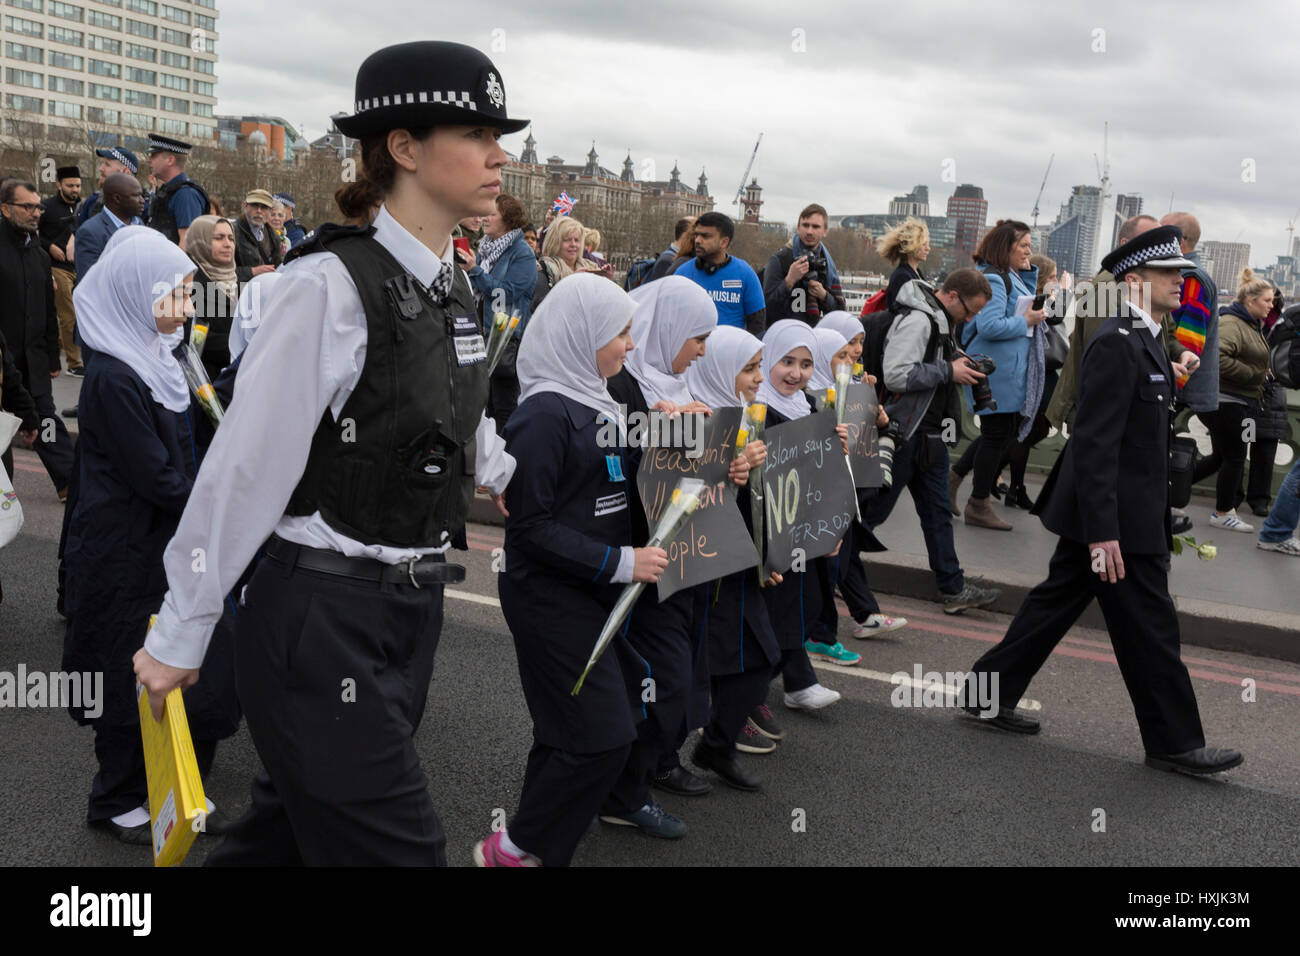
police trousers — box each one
[206,555,447,866]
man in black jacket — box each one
[0,180,75,499]
[39,166,83,376]
[961,226,1242,777]
[234,188,283,283]
[763,203,847,323]
[1,327,40,605]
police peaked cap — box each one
[333,41,529,138]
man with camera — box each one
[763,204,847,324]
[959,226,1241,777]
[864,268,1001,614]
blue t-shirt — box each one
[674,256,765,329]
[167,173,207,231]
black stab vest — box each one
[146,176,210,244]
[285,224,489,548]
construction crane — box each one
[1092,122,1112,274]
[732,133,763,205]
[1031,154,1054,227]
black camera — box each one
[961,353,997,412]
[877,419,905,489]
[802,252,829,286]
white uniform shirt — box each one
[146,204,515,669]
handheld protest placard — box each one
[842,381,883,488]
[760,409,858,575]
[635,407,760,600]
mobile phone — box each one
[1032,293,1047,310]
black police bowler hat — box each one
[1102,225,1195,279]
[334,41,529,138]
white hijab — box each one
[72,225,196,413]
[817,311,864,347]
[624,275,718,407]
[517,272,638,430]
[807,327,849,392]
[757,319,820,421]
[683,325,763,410]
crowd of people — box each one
[0,38,1294,867]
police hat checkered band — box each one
[97,147,137,173]
[148,137,190,155]
[1111,238,1182,276]
[354,91,477,113]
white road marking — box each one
[446,587,1042,712]
[811,661,1042,710]
[446,589,502,608]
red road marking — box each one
[879,603,1300,685]
[834,601,1300,695]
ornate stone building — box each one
[500,136,713,221]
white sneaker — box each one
[1258,537,1300,556]
[783,684,842,710]
[1209,510,1254,533]
[853,613,908,638]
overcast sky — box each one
[214,0,1299,271]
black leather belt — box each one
[265,535,466,588]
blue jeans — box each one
[864,432,964,595]
[1258,457,1300,543]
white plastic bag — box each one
[0,410,25,548]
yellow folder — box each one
[136,616,206,867]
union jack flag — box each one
[551,191,577,215]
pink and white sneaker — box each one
[473,830,540,867]
[852,613,908,638]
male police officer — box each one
[133,41,523,866]
[144,134,209,246]
[961,226,1242,777]
[77,146,140,228]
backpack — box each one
[623,256,658,291]
[860,298,931,403]
[1269,304,1300,388]
[859,288,887,318]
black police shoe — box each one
[652,764,712,797]
[962,705,1041,735]
[1145,747,1243,776]
[690,741,761,792]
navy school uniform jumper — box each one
[700,479,782,756]
[499,392,649,866]
[60,354,240,823]
[762,394,828,693]
[601,367,711,813]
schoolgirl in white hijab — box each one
[683,326,763,410]
[63,225,225,841]
[73,225,197,413]
[516,272,637,432]
[807,327,850,393]
[492,270,658,868]
[816,311,866,362]
[756,319,821,422]
[623,275,717,407]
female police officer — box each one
[132,41,524,865]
